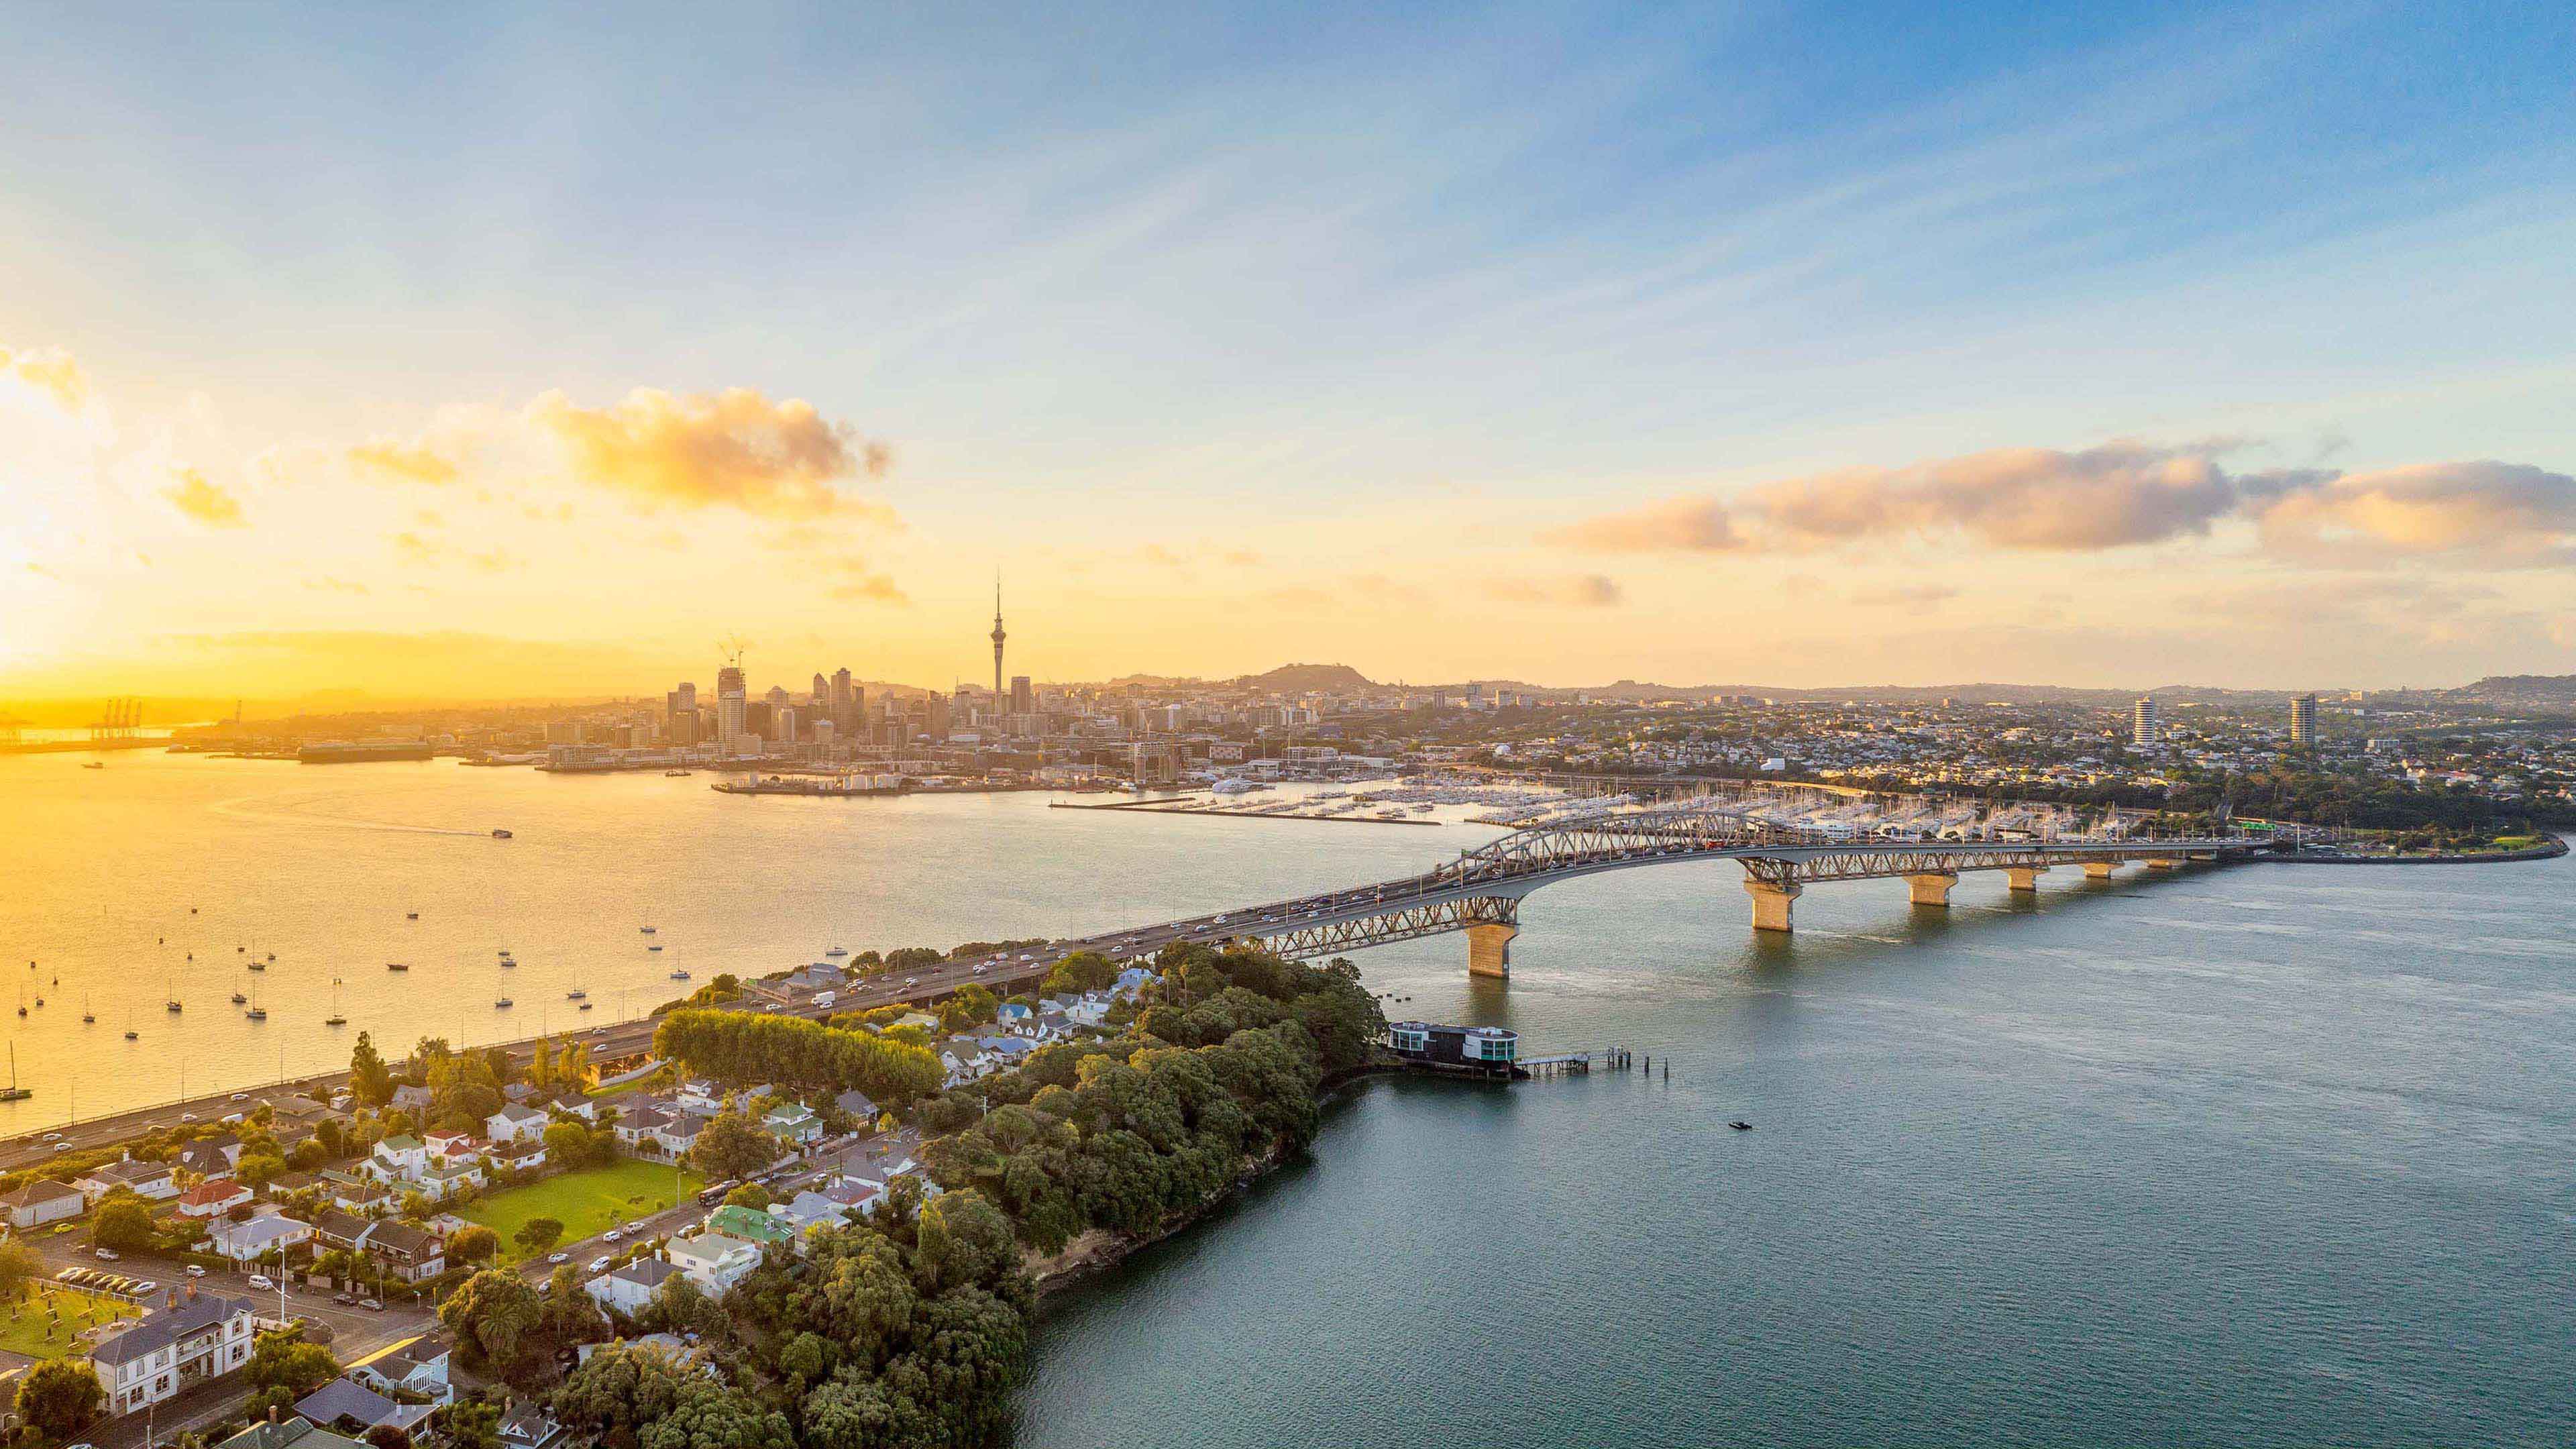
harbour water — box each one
[5,749,2571,1442]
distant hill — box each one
[1236,663,1377,692]
[2449,675,2576,708]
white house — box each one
[485,1105,547,1144]
[207,1212,313,1264]
[665,1230,761,1296]
[176,1179,253,1219]
[767,1191,847,1234]
[2,1178,87,1228]
[350,1342,451,1405]
[76,1158,179,1203]
[762,1103,821,1146]
[584,1256,682,1315]
[90,1291,256,1416]
[366,1135,427,1184]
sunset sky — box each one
[3,3,2571,702]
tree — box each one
[350,1030,395,1108]
[91,1190,156,1251]
[446,1225,499,1263]
[557,1038,592,1088]
[544,1120,611,1171]
[530,1036,555,1090]
[439,1397,502,1449]
[513,1217,564,1254]
[557,1342,692,1449]
[690,1110,777,1183]
[15,1357,104,1441]
[246,1325,343,1398]
[723,1183,773,1210]
[937,985,999,1034]
[366,1426,415,1449]
[635,1376,792,1449]
[1043,950,1120,994]
[236,1152,288,1190]
[0,1239,44,1301]
[437,1269,543,1377]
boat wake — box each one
[209,792,490,839]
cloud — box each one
[828,575,908,604]
[1551,442,2574,564]
[390,531,439,564]
[1851,583,1958,606]
[795,549,908,605]
[2252,460,2576,566]
[526,386,895,521]
[1487,574,1625,607]
[161,469,246,527]
[347,437,459,485]
[302,577,370,594]
[0,344,89,412]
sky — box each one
[2,1,2572,703]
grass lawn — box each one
[0,1287,140,1360]
[462,1160,702,1262]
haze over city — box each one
[5,4,2573,702]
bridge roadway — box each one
[0,826,2249,1166]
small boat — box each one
[325,1014,346,1026]
[669,969,690,981]
[266,952,276,961]
[405,912,419,920]
[824,947,849,958]
[647,944,663,953]
[640,926,657,934]
[663,769,691,777]
[247,961,265,973]
[245,1006,266,1022]
[491,828,513,839]
[82,761,103,769]
[386,962,409,972]
[567,989,587,1000]
[0,1046,29,1102]
[1728,1120,1753,1131]
[500,957,517,969]
[166,999,181,1013]
[578,1002,594,1011]
[494,997,514,1009]
[123,1029,138,1040]
[231,987,247,1005]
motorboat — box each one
[494,997,514,1009]
[491,828,513,839]
[1728,1120,1753,1131]
[567,989,587,1000]
[824,947,849,958]
[647,944,663,953]
[669,969,690,981]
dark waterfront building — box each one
[1387,1020,1517,1077]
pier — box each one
[1517,1047,1633,1077]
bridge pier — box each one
[2084,861,2118,879]
[1466,922,1518,979]
[2004,865,2047,893]
[2145,857,2183,871]
[1902,871,1958,908]
[1742,878,1801,933]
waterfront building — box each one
[2290,693,2318,746]
[1386,1021,1518,1075]
[2131,696,2161,748]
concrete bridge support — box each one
[2084,861,2119,879]
[2145,857,2183,871]
[1743,879,1802,933]
[2004,865,2048,894]
[1903,871,1959,908]
[1466,922,1518,979]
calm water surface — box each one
[5,750,2570,1442]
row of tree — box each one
[652,1010,945,1106]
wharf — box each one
[1050,802,1440,826]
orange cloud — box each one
[1550,496,1745,552]
[0,343,89,412]
[2253,461,2576,565]
[1487,574,1625,607]
[348,437,460,484]
[527,386,894,521]
[162,469,246,528]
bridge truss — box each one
[1255,894,1522,959]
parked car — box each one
[184,1265,207,1278]
[588,1257,610,1273]
[93,1248,119,1261]
[248,1274,274,1291]
[547,1252,570,1265]
[360,1298,384,1311]
[130,1281,156,1296]
[603,1229,623,1242]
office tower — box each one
[716,666,747,745]
[810,672,828,706]
[674,681,697,716]
[2131,696,2160,747]
[1010,675,1033,716]
[765,684,790,712]
[2290,693,2318,746]
[831,667,854,726]
[774,706,798,743]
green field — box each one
[0,1287,140,1360]
[460,1160,702,1262]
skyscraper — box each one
[2290,693,2318,746]
[989,576,1007,702]
[2131,696,2160,747]
[1011,675,1034,717]
[810,672,828,707]
[830,667,854,727]
[716,665,747,745]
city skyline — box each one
[5,4,2573,699]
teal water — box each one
[1020,855,2576,1446]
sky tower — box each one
[989,574,1006,702]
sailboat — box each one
[13,988,23,1019]
[0,1047,30,1102]
[244,979,267,1022]
[231,973,248,1006]
[325,979,346,1028]
[82,994,95,1025]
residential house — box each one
[89,1291,256,1416]
[612,1105,672,1152]
[767,1191,847,1236]
[365,1135,427,1184]
[177,1179,253,1219]
[891,1010,940,1032]
[675,1079,724,1115]
[350,1342,451,1404]
[704,1203,798,1252]
[994,1002,1034,1032]
[313,1210,376,1254]
[651,1110,708,1161]
[486,1104,547,1143]
[292,1378,435,1440]
[498,1399,566,1449]
[1066,994,1116,1028]
[361,1220,447,1283]
[327,1181,390,1216]
[2,1178,86,1228]
[818,1176,885,1218]
[762,1102,820,1146]
[419,1161,485,1201]
[215,1417,370,1449]
[389,1085,433,1114]
[537,1091,595,1121]
[584,1256,680,1315]
[422,1130,476,1163]
[664,1229,762,1295]
[173,1134,244,1177]
[832,1089,879,1123]
[488,1139,548,1175]
[207,1212,313,1265]
[76,1157,179,1203]
[974,1035,1036,1069]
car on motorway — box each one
[904,977,918,987]
[53,1142,72,1152]
[248,1274,274,1291]
[42,1130,60,1140]
[93,1248,119,1261]
[231,1092,248,1101]
[179,1112,197,1123]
